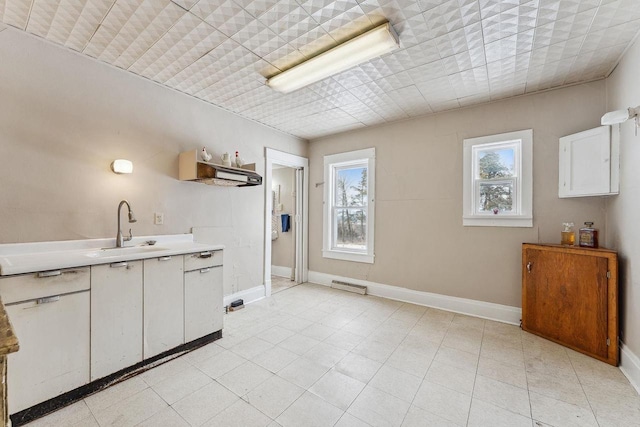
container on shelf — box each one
[579,222,599,248]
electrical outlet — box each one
[154,212,164,225]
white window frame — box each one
[323,148,375,263]
[463,129,533,227]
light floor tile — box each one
[335,412,372,427]
[473,374,530,417]
[136,407,189,427]
[26,400,94,427]
[277,334,321,355]
[203,399,272,427]
[252,346,299,373]
[172,381,239,426]
[309,369,366,410]
[526,369,590,408]
[278,356,330,389]
[151,365,212,405]
[195,350,247,379]
[401,405,459,427]
[323,330,366,352]
[300,323,337,341]
[276,392,344,427]
[230,337,274,359]
[92,388,167,427]
[84,376,148,414]
[413,381,471,426]
[530,391,598,427]
[245,375,305,419]
[259,326,296,345]
[140,358,191,386]
[347,386,410,427]
[181,343,225,365]
[385,346,435,378]
[477,356,527,389]
[302,342,348,368]
[434,346,479,373]
[217,361,274,396]
[468,398,533,427]
[335,353,383,383]
[424,360,475,395]
[369,365,422,402]
[351,338,398,363]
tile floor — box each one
[26,283,640,427]
[271,275,298,294]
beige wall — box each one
[0,29,307,296]
[605,38,640,357]
[271,167,295,271]
[309,81,608,307]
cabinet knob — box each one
[527,262,533,273]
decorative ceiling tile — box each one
[2,0,32,29]
[481,0,538,44]
[2,0,640,138]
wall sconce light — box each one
[601,106,640,135]
[110,159,133,174]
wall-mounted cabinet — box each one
[179,149,262,187]
[559,126,619,198]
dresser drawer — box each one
[184,250,223,272]
[0,267,90,304]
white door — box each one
[7,291,90,414]
[184,266,223,342]
[91,261,143,380]
[143,256,184,358]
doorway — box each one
[264,149,309,297]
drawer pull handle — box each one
[527,262,533,273]
[37,270,61,278]
[158,256,172,261]
[37,296,60,304]
[198,252,212,259]
[200,268,211,274]
[110,262,128,268]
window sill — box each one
[322,250,374,264]
[463,216,532,227]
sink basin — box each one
[84,246,167,259]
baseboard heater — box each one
[331,280,367,295]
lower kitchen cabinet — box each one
[184,265,223,342]
[1,268,90,414]
[522,243,618,365]
[143,256,184,358]
[91,261,143,380]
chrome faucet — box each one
[116,200,137,247]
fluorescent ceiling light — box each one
[267,23,399,94]
[601,106,640,125]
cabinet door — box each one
[559,126,612,197]
[143,256,184,358]
[91,261,143,380]
[184,266,223,342]
[523,248,609,359]
[7,291,90,414]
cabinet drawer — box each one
[184,250,223,271]
[0,267,90,304]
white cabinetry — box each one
[559,126,619,198]
[0,268,90,414]
[91,261,143,381]
[184,251,223,342]
[143,256,184,358]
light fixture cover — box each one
[267,23,399,93]
[111,159,133,174]
[601,106,640,125]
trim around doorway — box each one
[264,148,309,297]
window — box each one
[463,130,532,227]
[323,148,375,263]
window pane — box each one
[478,182,514,213]
[334,208,367,251]
[334,166,368,207]
[476,147,515,179]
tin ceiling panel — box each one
[1,0,639,139]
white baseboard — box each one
[308,271,522,325]
[271,265,292,278]
[620,343,640,395]
[223,285,265,307]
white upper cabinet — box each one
[559,126,619,198]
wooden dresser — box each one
[522,243,618,365]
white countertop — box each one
[0,234,224,276]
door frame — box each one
[264,148,309,297]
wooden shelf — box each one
[179,149,261,187]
